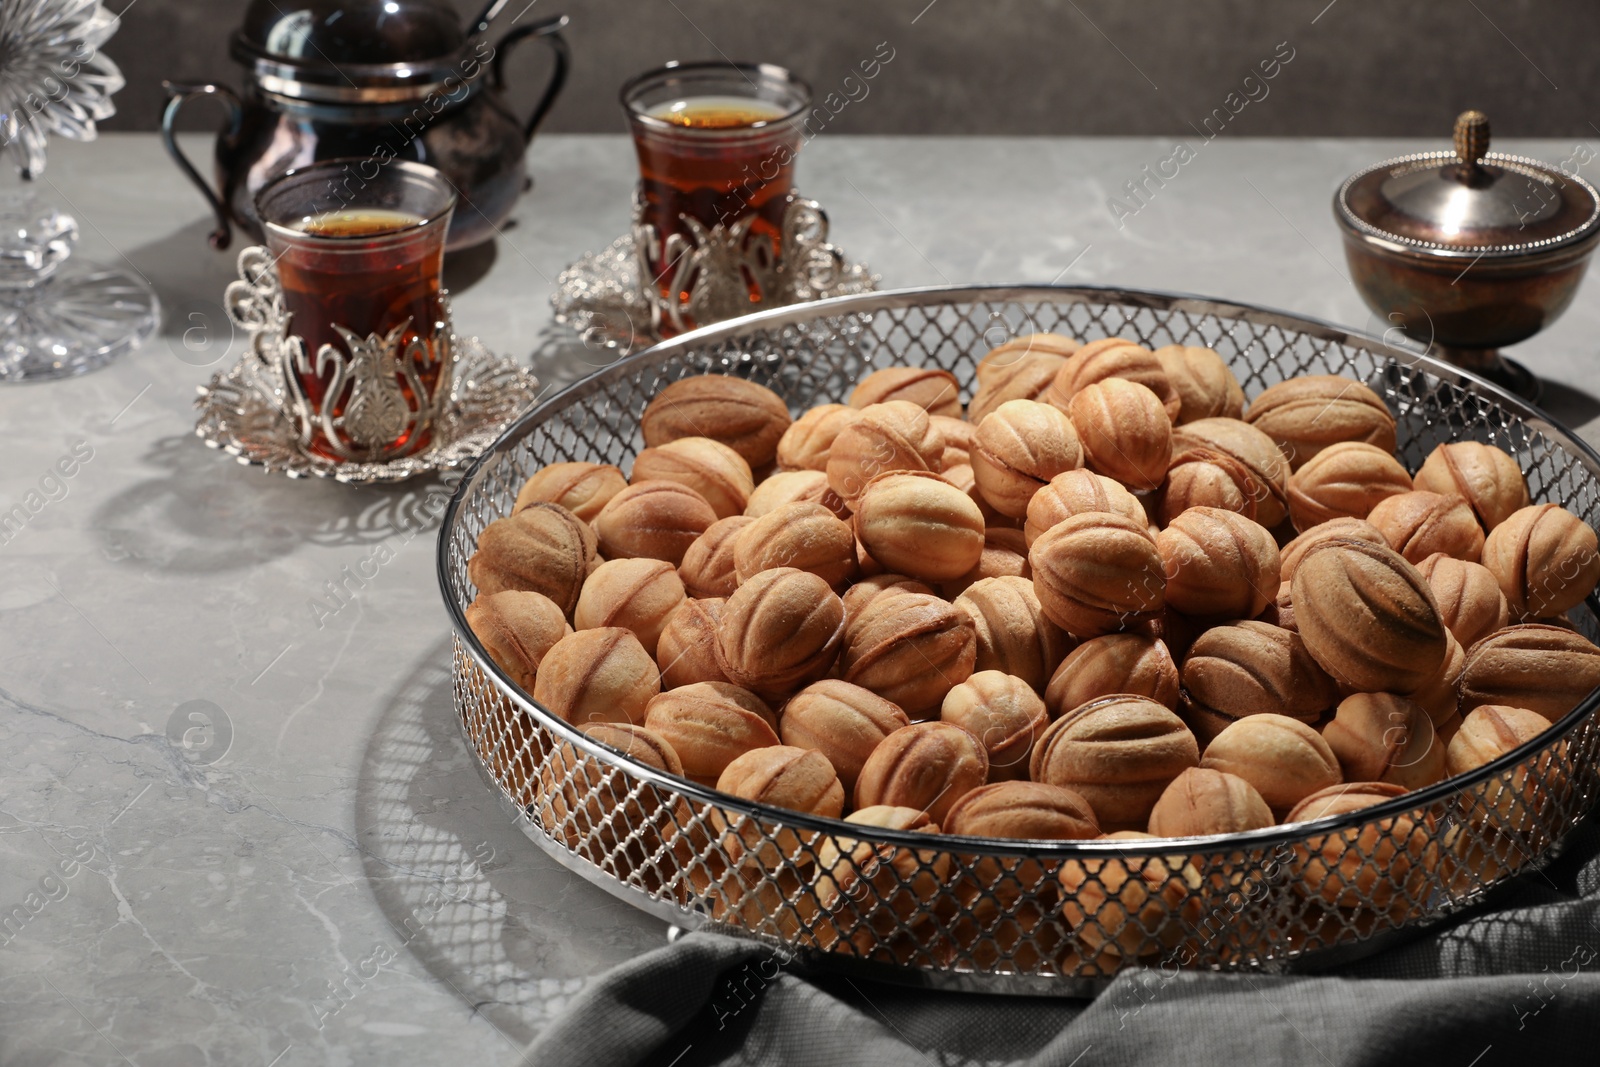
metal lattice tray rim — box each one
[439,283,1600,859]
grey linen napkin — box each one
[521,818,1600,1067]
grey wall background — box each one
[116,0,1598,138]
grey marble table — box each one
[2,132,1598,1066]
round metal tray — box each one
[438,285,1600,994]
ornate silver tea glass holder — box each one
[194,247,540,484]
[552,189,876,351]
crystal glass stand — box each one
[0,190,159,381]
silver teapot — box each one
[161,0,568,252]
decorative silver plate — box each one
[551,194,878,352]
[194,247,541,484]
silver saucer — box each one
[194,340,540,484]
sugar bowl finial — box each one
[1453,110,1490,178]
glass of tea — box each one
[256,159,457,462]
[622,62,812,336]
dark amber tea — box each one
[277,210,444,363]
[258,161,455,461]
[275,209,446,455]
[624,65,811,335]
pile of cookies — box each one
[464,333,1600,952]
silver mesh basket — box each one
[437,285,1600,994]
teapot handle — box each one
[491,14,570,145]
[161,82,243,252]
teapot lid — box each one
[232,0,481,103]
[1335,111,1600,260]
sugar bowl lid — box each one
[1335,111,1600,260]
[232,0,476,103]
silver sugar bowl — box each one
[1335,110,1600,401]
